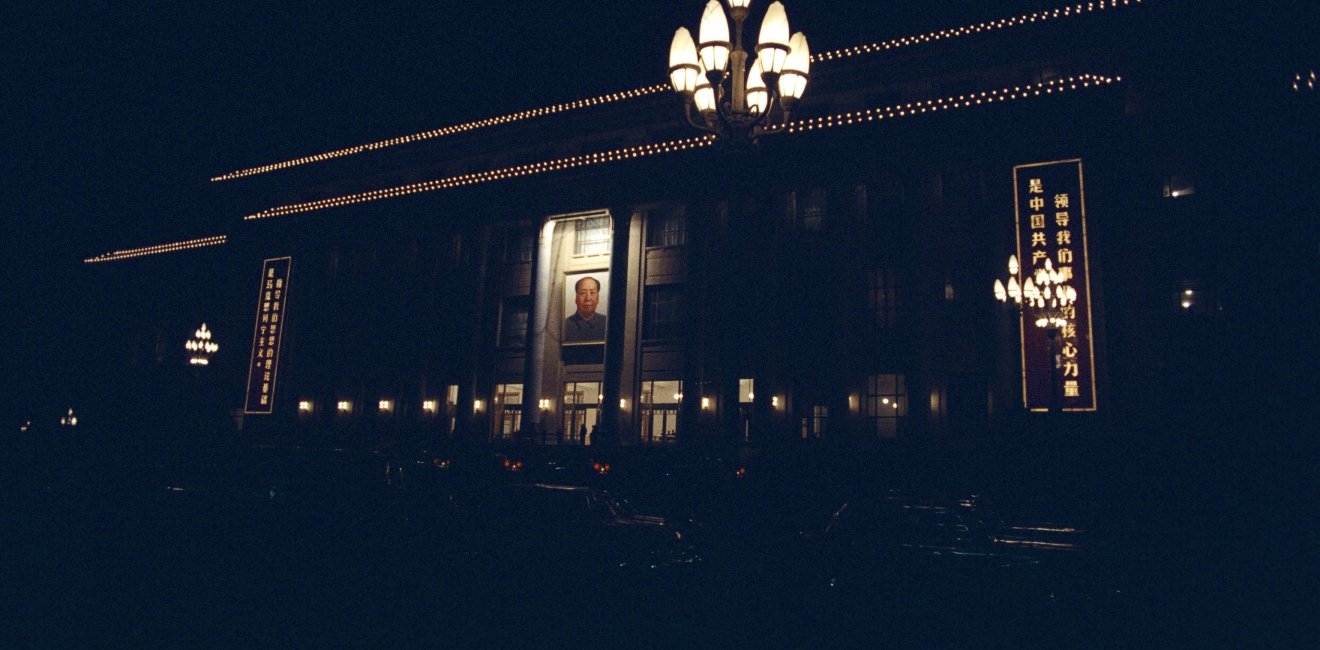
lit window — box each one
[298,400,314,413]
[337,400,353,414]
[640,380,681,445]
[493,384,522,440]
[422,400,438,414]
[562,381,603,444]
[574,216,611,256]
[865,374,906,439]
[739,378,754,404]
[378,400,393,413]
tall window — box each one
[640,380,681,445]
[738,378,754,443]
[801,405,827,439]
[575,216,611,256]
[867,269,899,328]
[499,297,529,348]
[562,381,602,444]
[797,188,828,231]
[647,208,687,247]
[865,374,906,439]
[446,384,459,436]
[643,285,684,340]
[493,383,522,440]
[504,227,534,263]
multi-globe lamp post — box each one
[185,323,219,366]
[994,255,1078,412]
[668,0,810,147]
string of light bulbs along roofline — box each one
[244,73,1120,222]
[83,235,228,264]
[211,0,1144,183]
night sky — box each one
[5,1,1302,419]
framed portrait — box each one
[563,271,608,344]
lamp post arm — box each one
[684,102,721,136]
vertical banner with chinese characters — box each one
[244,257,292,414]
[1012,160,1098,412]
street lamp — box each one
[668,1,810,148]
[994,255,1078,412]
[185,323,219,366]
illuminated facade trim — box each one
[245,74,1119,221]
[814,0,1144,62]
[83,235,227,264]
[211,1,1144,183]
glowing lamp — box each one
[746,57,768,114]
[777,32,810,104]
[694,76,717,113]
[697,1,731,74]
[755,2,791,74]
[668,0,806,146]
[668,28,701,94]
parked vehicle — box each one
[801,491,1128,643]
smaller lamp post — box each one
[185,323,219,366]
[994,255,1078,412]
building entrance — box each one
[562,381,601,444]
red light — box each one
[735,467,747,478]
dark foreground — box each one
[2,433,1306,648]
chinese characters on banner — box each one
[1012,160,1098,412]
[244,257,292,414]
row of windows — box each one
[498,270,904,349]
[484,375,905,443]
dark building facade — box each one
[75,1,1317,453]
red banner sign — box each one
[1012,160,1098,412]
[244,257,292,414]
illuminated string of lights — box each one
[83,235,228,264]
[787,73,1120,133]
[246,73,1119,221]
[211,85,672,182]
[814,0,1143,61]
[212,0,1144,182]
[245,136,717,220]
